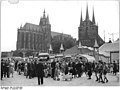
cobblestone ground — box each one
[1,71,120,86]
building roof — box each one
[22,23,42,32]
[51,31,71,38]
[99,40,119,52]
[22,23,72,38]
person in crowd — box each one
[9,60,14,77]
[5,59,10,78]
[15,60,18,71]
[36,60,44,85]
[72,61,76,78]
[110,63,113,74]
[47,63,51,77]
[54,61,60,80]
[84,60,89,76]
[76,61,82,78]
[21,61,25,73]
[51,59,56,79]
[92,61,95,72]
[103,62,108,83]
[27,60,33,79]
[113,61,117,75]
[98,61,104,83]
[87,62,92,79]
[94,62,99,81]
[68,61,73,74]
[17,61,22,75]
[1,59,4,80]
[24,61,28,77]
[44,62,48,78]
[64,62,69,75]
[61,61,66,73]
[31,60,36,78]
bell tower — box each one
[39,9,51,52]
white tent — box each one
[38,53,49,56]
[99,41,119,53]
[49,55,55,59]
[55,54,64,57]
[77,54,96,62]
[99,40,119,63]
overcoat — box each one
[36,62,44,77]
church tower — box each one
[39,9,51,52]
[78,5,104,47]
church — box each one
[16,10,75,55]
[78,5,104,47]
[16,10,51,53]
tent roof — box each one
[99,51,110,57]
[64,45,92,56]
[99,40,119,52]
[38,53,49,56]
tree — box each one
[51,35,76,54]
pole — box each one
[104,30,105,42]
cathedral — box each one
[78,5,104,47]
[16,10,51,53]
[16,10,75,55]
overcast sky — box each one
[1,0,119,52]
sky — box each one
[1,0,119,52]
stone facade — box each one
[16,10,51,53]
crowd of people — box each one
[1,57,119,85]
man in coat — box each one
[87,62,92,79]
[1,59,4,80]
[113,61,117,75]
[36,60,44,85]
[51,59,56,78]
[76,61,82,77]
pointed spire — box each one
[39,17,42,25]
[78,41,82,49]
[49,44,53,51]
[92,7,95,24]
[86,4,89,20]
[60,43,64,51]
[20,24,22,29]
[43,9,46,18]
[94,39,99,48]
[47,15,50,24]
[61,32,64,42]
[80,8,83,26]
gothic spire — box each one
[80,9,83,26]
[47,15,50,24]
[49,44,53,51]
[60,43,64,51]
[86,4,89,20]
[78,41,82,49]
[94,39,99,48]
[92,7,96,24]
[43,9,46,18]
[20,24,22,29]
